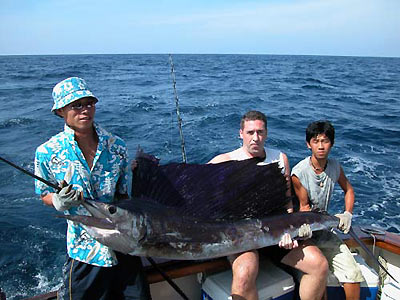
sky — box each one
[0,0,399,57]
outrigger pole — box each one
[169,54,187,163]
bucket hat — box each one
[51,77,98,112]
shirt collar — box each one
[63,122,108,148]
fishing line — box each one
[169,54,187,163]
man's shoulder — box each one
[328,157,340,166]
[96,123,127,147]
[36,131,67,153]
[293,156,309,167]
[265,147,282,155]
[265,147,285,159]
[208,148,243,163]
[327,158,341,173]
[291,157,310,174]
[208,152,232,164]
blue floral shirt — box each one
[34,123,129,267]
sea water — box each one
[0,54,399,298]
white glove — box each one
[298,223,312,239]
[335,211,352,234]
[52,182,83,211]
[279,233,298,249]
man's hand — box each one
[298,223,312,239]
[278,233,299,249]
[335,211,352,234]
[52,181,83,211]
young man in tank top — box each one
[291,120,363,300]
[209,111,328,300]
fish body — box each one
[61,200,338,260]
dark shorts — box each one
[58,252,151,300]
[258,245,291,263]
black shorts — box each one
[258,245,291,263]
[58,252,151,300]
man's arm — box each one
[337,166,355,213]
[41,192,55,206]
[282,153,293,213]
[334,166,355,234]
[280,153,313,248]
[291,175,311,211]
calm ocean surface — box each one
[0,54,399,298]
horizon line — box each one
[0,52,399,59]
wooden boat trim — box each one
[342,227,400,255]
[145,257,230,284]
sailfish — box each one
[60,150,340,260]
[1,150,396,281]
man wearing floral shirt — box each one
[35,77,151,299]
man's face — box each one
[57,97,96,132]
[240,119,267,157]
[307,133,332,159]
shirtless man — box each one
[209,110,328,300]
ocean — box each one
[0,54,399,298]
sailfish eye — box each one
[108,205,117,214]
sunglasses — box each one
[69,101,96,111]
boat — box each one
[20,225,400,300]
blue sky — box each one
[1,0,399,57]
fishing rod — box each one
[169,54,187,163]
[0,156,61,191]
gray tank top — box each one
[291,156,340,211]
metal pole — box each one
[169,54,187,163]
